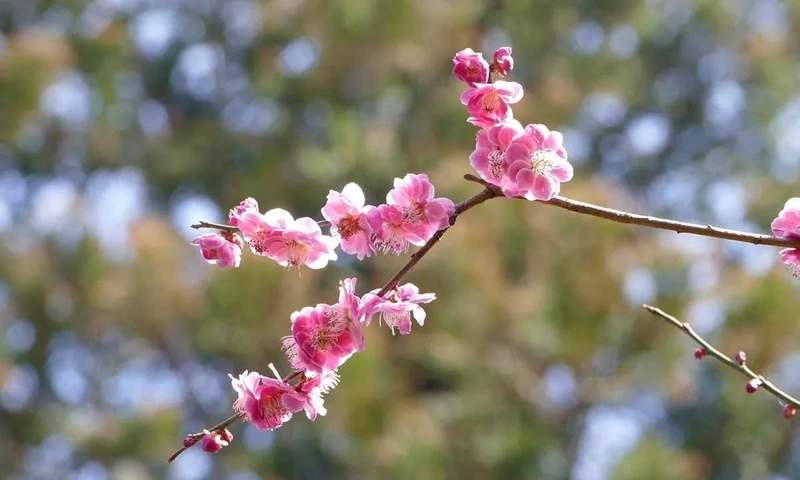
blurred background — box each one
[2,0,800,478]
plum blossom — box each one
[504,123,573,201]
[491,47,514,76]
[229,369,305,431]
[321,183,375,260]
[295,370,339,421]
[283,279,366,374]
[460,81,523,128]
[469,119,524,187]
[452,48,490,85]
[364,283,436,335]
[771,197,800,275]
[191,231,244,268]
[236,208,339,269]
[370,174,455,254]
[228,197,259,226]
[201,429,233,453]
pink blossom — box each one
[295,371,339,421]
[229,370,305,431]
[321,183,375,260]
[282,279,366,375]
[469,119,524,187]
[364,283,436,335]
[236,208,339,269]
[491,47,514,76]
[228,197,259,226]
[452,48,490,85]
[504,123,573,201]
[201,429,232,453]
[370,173,455,254]
[191,231,244,268]
[771,198,800,275]
[460,81,524,128]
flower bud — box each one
[694,347,706,359]
[491,46,514,76]
[452,48,489,85]
[784,405,797,419]
[745,378,761,394]
[735,351,746,365]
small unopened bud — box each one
[745,378,761,394]
[784,405,797,419]
[694,347,706,359]
[735,351,746,365]
[201,429,232,454]
[182,435,198,449]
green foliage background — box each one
[2,0,800,479]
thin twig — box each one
[167,412,244,463]
[643,305,800,409]
[191,220,331,231]
[464,174,800,249]
[190,221,238,231]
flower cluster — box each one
[181,45,576,457]
[453,47,575,201]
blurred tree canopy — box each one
[2,0,800,479]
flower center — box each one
[530,149,558,175]
[487,149,506,180]
[250,229,270,254]
[261,394,288,420]
[336,214,361,240]
[402,202,426,224]
[286,240,311,266]
[376,222,409,255]
[482,91,499,112]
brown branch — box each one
[374,186,502,297]
[464,174,800,249]
[191,220,331,231]
[191,221,238,231]
[643,305,800,409]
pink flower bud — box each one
[182,435,198,449]
[694,347,706,359]
[735,351,746,365]
[784,405,797,419]
[745,378,761,394]
[491,46,514,76]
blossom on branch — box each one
[452,48,490,85]
[283,278,367,374]
[771,197,800,275]
[469,119,524,187]
[191,231,244,268]
[370,173,455,255]
[460,81,523,128]
[504,123,573,201]
[229,370,305,431]
[236,208,339,269]
[491,47,514,77]
[364,283,436,335]
[322,183,375,260]
[228,197,259,226]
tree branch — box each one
[463,174,800,249]
[643,305,800,409]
